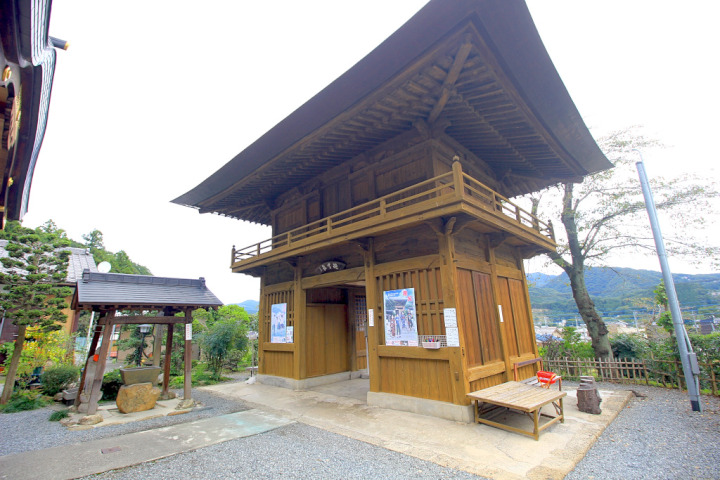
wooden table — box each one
[467,381,567,440]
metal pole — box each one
[635,153,702,412]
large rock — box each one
[78,414,103,425]
[116,382,161,414]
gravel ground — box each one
[0,384,248,457]
[566,383,720,480]
[2,380,720,479]
[76,422,484,480]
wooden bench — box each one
[467,381,566,440]
[513,357,561,390]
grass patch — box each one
[0,391,51,413]
[49,409,69,421]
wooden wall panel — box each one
[378,357,453,402]
[263,351,294,378]
[374,226,438,265]
[469,371,506,393]
[494,245,519,269]
[375,266,444,344]
[307,287,346,304]
[261,290,294,343]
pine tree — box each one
[0,222,73,404]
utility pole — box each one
[636,153,702,412]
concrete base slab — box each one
[368,391,474,423]
[63,399,193,430]
[204,380,631,480]
[257,371,356,390]
[0,410,293,480]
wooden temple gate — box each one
[173,0,611,420]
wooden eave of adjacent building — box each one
[172,0,611,226]
[0,0,58,225]
[72,271,224,313]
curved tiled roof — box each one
[74,271,223,311]
[173,0,610,225]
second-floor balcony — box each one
[231,162,555,273]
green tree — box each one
[199,319,248,380]
[194,306,251,379]
[653,281,674,334]
[0,222,73,404]
[117,325,150,366]
[81,228,152,275]
[531,128,719,358]
[82,229,105,252]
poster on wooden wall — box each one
[383,288,418,346]
[271,303,288,343]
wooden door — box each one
[496,277,535,360]
[456,269,503,367]
[353,295,368,370]
[305,304,349,378]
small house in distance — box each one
[174,0,611,421]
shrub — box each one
[101,369,123,401]
[41,365,80,396]
[49,409,69,421]
[610,334,648,359]
[0,390,51,413]
[168,362,229,388]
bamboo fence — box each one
[543,355,720,396]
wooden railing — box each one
[232,162,554,265]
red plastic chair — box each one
[537,370,562,390]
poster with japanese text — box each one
[271,303,287,343]
[383,288,418,346]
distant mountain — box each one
[528,267,720,322]
[232,299,259,314]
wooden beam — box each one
[110,316,187,325]
[427,39,473,125]
[300,267,365,290]
[74,321,102,408]
[87,311,116,415]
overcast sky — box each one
[21,1,720,303]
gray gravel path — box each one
[566,383,720,480]
[2,381,719,479]
[0,387,248,457]
[76,422,485,480]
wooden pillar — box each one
[75,317,103,407]
[87,310,116,415]
[293,264,306,380]
[162,323,174,398]
[257,274,267,374]
[363,239,381,393]
[436,221,466,405]
[183,308,193,402]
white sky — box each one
[21,1,720,303]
